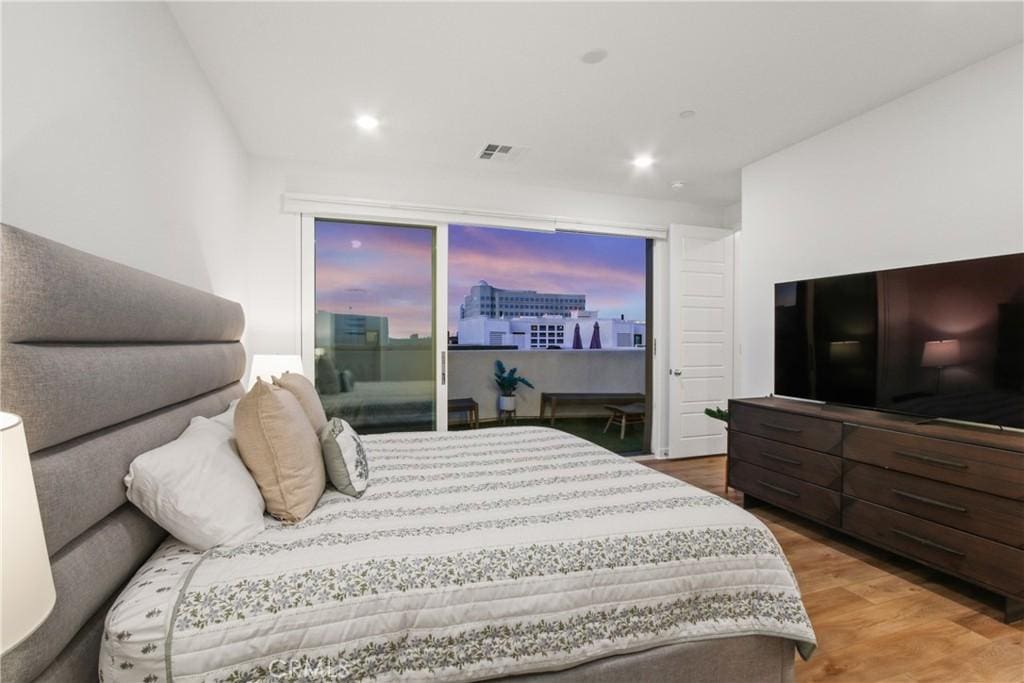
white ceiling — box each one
[170,2,1022,207]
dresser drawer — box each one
[844,461,1024,548]
[730,431,842,489]
[844,425,1024,500]
[843,497,1024,598]
[730,403,842,454]
[729,459,841,526]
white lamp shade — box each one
[246,354,305,389]
[921,339,961,368]
[1,412,56,652]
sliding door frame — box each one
[433,223,449,432]
[294,195,669,451]
[300,214,449,432]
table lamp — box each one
[246,354,305,389]
[1,412,56,652]
[922,339,960,393]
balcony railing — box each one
[448,348,645,422]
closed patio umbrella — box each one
[589,321,602,349]
[572,323,583,349]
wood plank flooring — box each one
[644,456,1024,683]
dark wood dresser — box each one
[727,396,1024,622]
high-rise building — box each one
[461,281,585,319]
[458,310,645,350]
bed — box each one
[99,426,814,680]
[0,225,814,682]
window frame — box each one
[295,196,670,453]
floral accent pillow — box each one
[319,418,369,497]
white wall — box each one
[242,157,726,358]
[722,202,741,231]
[1,2,249,305]
[737,44,1024,397]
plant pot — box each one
[498,396,516,412]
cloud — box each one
[313,221,646,337]
[446,226,646,329]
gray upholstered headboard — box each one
[0,225,246,682]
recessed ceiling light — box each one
[678,110,697,120]
[671,181,686,190]
[581,48,608,64]
[631,155,654,169]
[355,115,380,132]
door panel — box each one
[683,307,724,331]
[680,377,726,401]
[310,219,438,433]
[682,271,725,295]
[668,225,735,458]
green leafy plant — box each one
[704,407,730,423]
[494,360,535,397]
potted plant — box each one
[494,359,534,412]
[704,407,729,423]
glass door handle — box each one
[670,369,683,376]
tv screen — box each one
[774,253,1024,428]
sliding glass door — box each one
[300,208,661,451]
[446,224,652,454]
[310,219,437,433]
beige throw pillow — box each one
[273,371,328,433]
[234,379,325,522]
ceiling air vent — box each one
[478,143,526,162]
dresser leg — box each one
[1005,597,1023,624]
[741,494,765,510]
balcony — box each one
[448,348,646,454]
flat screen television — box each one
[774,253,1024,428]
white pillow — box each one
[125,416,265,550]
[208,398,239,434]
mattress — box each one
[100,427,815,681]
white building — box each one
[457,310,645,350]
[461,281,585,319]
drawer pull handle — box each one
[760,422,803,434]
[760,451,802,466]
[757,480,800,498]
[892,489,968,513]
[890,528,966,557]
[893,450,968,470]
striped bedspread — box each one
[100,427,815,682]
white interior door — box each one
[668,225,734,458]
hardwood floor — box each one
[644,455,1024,683]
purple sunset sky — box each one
[315,220,647,339]
[447,226,647,333]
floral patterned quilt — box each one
[100,427,815,682]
